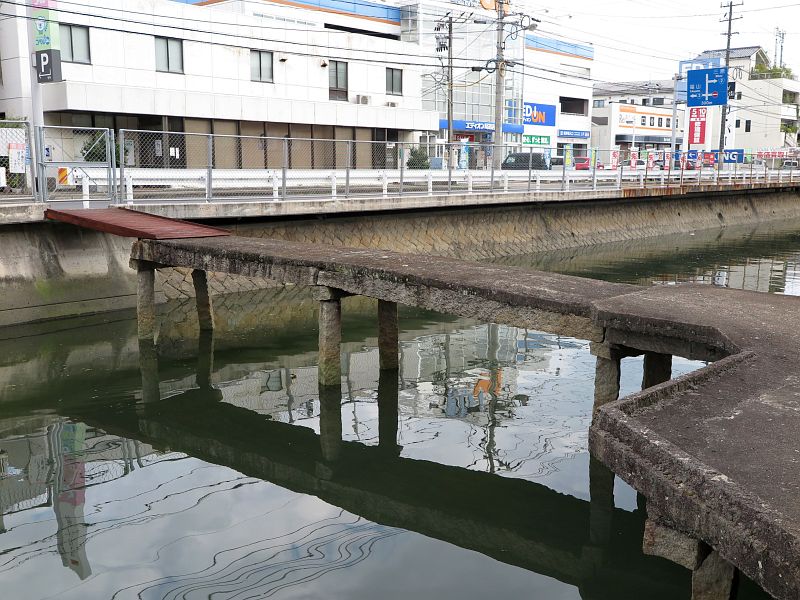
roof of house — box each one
[695,46,765,61]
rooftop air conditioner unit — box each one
[357,95,371,105]
[386,101,399,107]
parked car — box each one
[500,152,549,170]
[574,156,590,170]
[782,160,799,170]
[550,156,564,168]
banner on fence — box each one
[0,167,6,188]
[8,143,26,174]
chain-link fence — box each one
[0,120,36,202]
[37,126,116,203]
[6,125,797,204]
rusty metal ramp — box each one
[44,208,230,239]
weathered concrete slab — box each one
[132,236,638,342]
[131,234,800,600]
[590,284,800,600]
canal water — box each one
[3,219,800,599]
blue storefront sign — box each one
[438,119,524,134]
[558,129,590,139]
[717,149,745,163]
[523,102,557,126]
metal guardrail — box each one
[3,125,800,204]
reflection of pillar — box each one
[377,368,400,456]
[378,300,399,370]
[589,456,615,547]
[138,338,160,406]
[642,352,672,389]
[0,449,7,534]
[196,328,214,390]
[318,291,342,388]
[319,384,342,463]
[191,269,215,332]
[136,262,157,340]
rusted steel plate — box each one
[45,208,230,239]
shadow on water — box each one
[1,219,795,599]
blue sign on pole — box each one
[523,102,557,126]
[677,57,722,102]
[685,150,699,161]
[720,149,745,163]
[687,67,729,107]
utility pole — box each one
[670,74,683,155]
[492,0,505,169]
[718,1,742,159]
[779,29,786,68]
[447,15,454,148]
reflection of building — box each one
[0,422,161,580]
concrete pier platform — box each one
[131,235,800,600]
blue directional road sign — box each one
[687,67,729,107]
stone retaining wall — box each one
[1,188,799,326]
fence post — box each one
[330,173,337,199]
[398,142,404,196]
[447,142,453,194]
[82,174,90,206]
[527,148,533,192]
[119,129,126,204]
[561,156,567,192]
[427,171,433,196]
[639,171,644,189]
[490,146,496,191]
[680,159,685,188]
[25,122,37,202]
[591,151,598,191]
[467,170,473,193]
[282,138,289,199]
[109,128,117,203]
[536,172,541,191]
[764,161,768,185]
[206,134,213,202]
[38,126,49,204]
[502,172,508,192]
[126,174,134,202]
[382,170,388,198]
[346,140,352,198]
[618,157,624,190]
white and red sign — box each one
[630,150,639,169]
[647,152,655,169]
[689,107,707,145]
[610,150,619,170]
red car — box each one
[574,157,603,170]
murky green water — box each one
[4,220,800,599]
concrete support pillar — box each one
[378,368,401,456]
[318,383,342,463]
[136,263,157,341]
[642,351,672,389]
[593,354,622,410]
[692,550,735,600]
[318,293,342,388]
[191,269,215,332]
[643,518,706,570]
[138,338,160,406]
[196,329,214,390]
[378,300,399,371]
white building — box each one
[0,0,439,168]
[591,80,685,152]
[679,47,800,154]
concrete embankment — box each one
[1,187,799,327]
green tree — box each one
[406,146,430,169]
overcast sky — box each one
[519,0,800,82]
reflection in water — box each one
[2,221,795,599]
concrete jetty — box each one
[131,235,800,600]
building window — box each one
[640,116,646,126]
[386,67,402,95]
[60,24,90,64]
[559,96,587,115]
[329,60,348,101]
[736,119,741,128]
[652,97,665,106]
[745,120,751,132]
[736,92,742,100]
[155,37,183,73]
[593,99,605,108]
[658,117,663,127]
[618,99,628,104]
[642,98,649,106]
[650,117,655,126]
[250,50,273,82]
[666,118,671,128]
[630,98,635,104]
